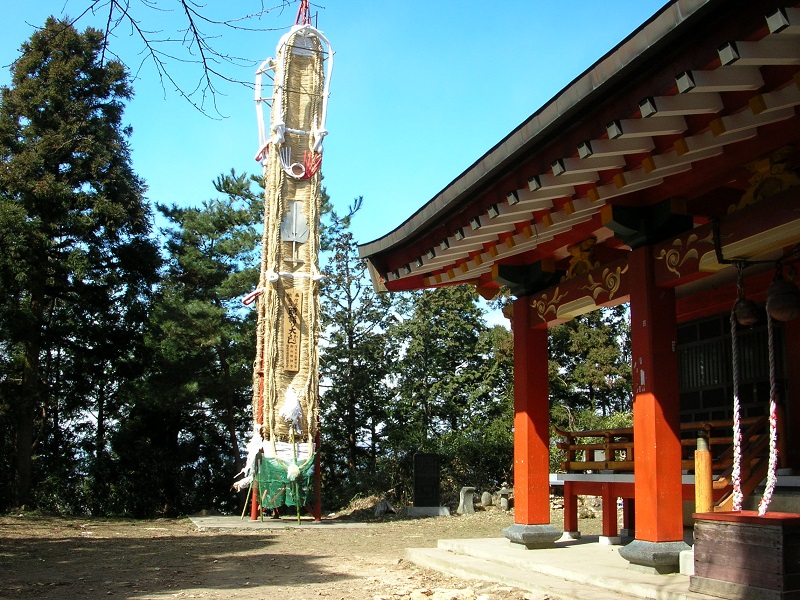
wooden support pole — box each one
[622,498,635,535]
[250,480,260,521]
[601,482,618,538]
[695,430,713,514]
[511,296,551,525]
[313,429,322,522]
[628,247,684,542]
[564,481,579,534]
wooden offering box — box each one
[690,511,800,600]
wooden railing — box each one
[553,416,771,509]
[552,425,634,472]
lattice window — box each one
[678,314,785,423]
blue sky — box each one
[0,0,666,247]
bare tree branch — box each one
[66,0,300,118]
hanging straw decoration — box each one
[235,15,333,513]
[249,21,331,456]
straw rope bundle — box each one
[251,28,326,457]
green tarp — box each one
[254,454,314,509]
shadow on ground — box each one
[0,525,352,598]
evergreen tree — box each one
[549,306,631,418]
[319,221,398,507]
[392,286,489,445]
[382,285,510,501]
[112,171,260,516]
[440,323,515,492]
[0,18,159,510]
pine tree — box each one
[549,306,632,421]
[0,18,159,509]
[319,223,398,506]
[391,286,489,445]
[112,171,260,516]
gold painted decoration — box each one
[655,229,716,279]
[531,287,568,322]
[733,146,800,213]
[656,234,701,277]
[564,238,600,281]
[583,264,629,300]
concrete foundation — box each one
[618,539,691,574]
[501,523,561,549]
[406,506,450,517]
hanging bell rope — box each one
[729,272,744,511]
[758,308,780,515]
[730,259,790,515]
[733,261,760,326]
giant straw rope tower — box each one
[235,0,332,516]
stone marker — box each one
[457,486,476,514]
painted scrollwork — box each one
[655,231,713,277]
[530,287,567,321]
[656,235,699,277]
[583,264,628,300]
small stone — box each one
[431,589,477,600]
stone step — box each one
[406,546,622,600]
[407,538,711,600]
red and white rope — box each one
[758,311,780,515]
[729,308,744,511]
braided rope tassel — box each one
[730,307,744,511]
[758,311,780,515]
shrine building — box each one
[359,0,800,578]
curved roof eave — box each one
[358,0,714,260]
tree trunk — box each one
[347,401,357,476]
[216,347,241,463]
[15,315,42,508]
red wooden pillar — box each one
[250,481,260,521]
[564,481,579,535]
[502,296,560,548]
[622,498,635,536]
[619,247,687,573]
[601,482,618,539]
[512,295,551,525]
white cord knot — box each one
[271,122,286,145]
[311,128,327,153]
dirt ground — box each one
[0,505,604,600]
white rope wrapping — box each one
[730,308,744,511]
[758,311,780,515]
[254,24,332,162]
